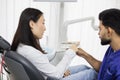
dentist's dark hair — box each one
[99,8,120,36]
[11,8,44,53]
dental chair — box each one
[0,36,58,80]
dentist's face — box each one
[30,15,46,39]
[98,21,111,45]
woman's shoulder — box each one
[18,43,34,49]
[16,43,49,64]
[17,43,43,55]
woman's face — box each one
[30,15,46,39]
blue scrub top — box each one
[98,46,120,80]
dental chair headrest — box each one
[0,36,10,52]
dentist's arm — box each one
[77,48,101,72]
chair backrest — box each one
[0,36,10,53]
[5,51,45,80]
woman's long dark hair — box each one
[11,8,44,53]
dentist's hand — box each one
[76,48,88,57]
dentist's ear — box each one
[29,20,35,29]
[107,27,113,37]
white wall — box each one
[0,0,30,42]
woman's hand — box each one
[69,44,79,52]
[63,69,71,77]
